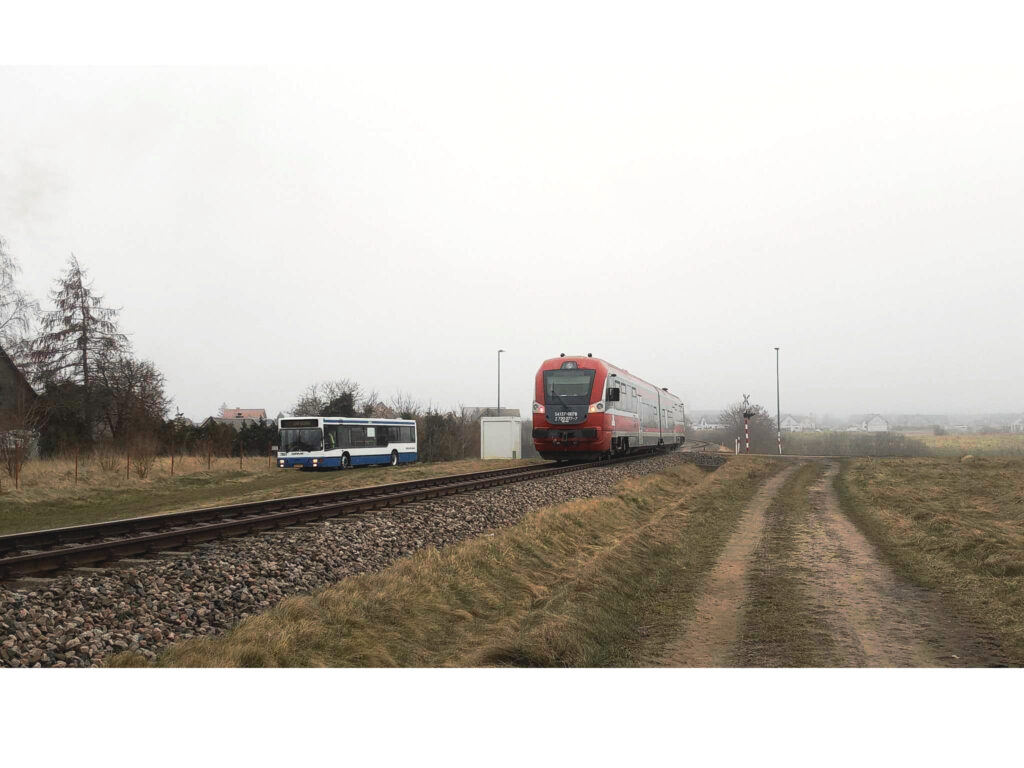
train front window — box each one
[279,428,323,453]
[543,370,596,401]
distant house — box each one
[695,416,721,430]
[0,344,41,457]
[0,345,36,409]
[1010,418,1024,434]
[865,415,889,432]
[203,407,268,432]
[780,414,816,432]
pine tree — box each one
[30,255,129,434]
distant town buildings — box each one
[695,416,722,430]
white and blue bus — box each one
[277,416,418,469]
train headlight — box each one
[532,401,545,414]
[588,402,605,413]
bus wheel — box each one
[390,450,399,467]
[341,453,351,469]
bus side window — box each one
[325,425,338,450]
[377,427,389,447]
[350,427,365,448]
[338,426,352,449]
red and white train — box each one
[532,354,685,461]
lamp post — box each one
[497,349,505,414]
[774,346,782,455]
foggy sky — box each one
[2,6,1023,422]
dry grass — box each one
[0,456,541,536]
[836,456,1024,663]
[109,457,784,667]
[912,433,1024,456]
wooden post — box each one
[240,442,243,470]
[207,444,212,471]
[14,443,20,490]
[171,451,175,477]
[75,447,79,485]
[126,452,131,480]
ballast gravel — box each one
[0,454,686,667]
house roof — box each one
[0,343,38,399]
[221,408,266,420]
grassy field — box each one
[110,457,783,667]
[836,456,1024,663]
[910,433,1024,457]
[0,455,541,536]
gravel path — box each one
[1,454,684,667]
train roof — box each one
[537,356,683,402]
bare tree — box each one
[291,379,364,416]
[716,401,778,453]
[0,235,39,363]
[388,390,422,419]
[95,356,171,442]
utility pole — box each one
[497,349,505,414]
[775,347,782,455]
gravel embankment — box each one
[1,454,685,667]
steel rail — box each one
[0,450,667,580]
[0,461,562,556]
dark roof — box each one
[0,343,38,399]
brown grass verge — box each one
[110,458,784,667]
[835,457,1024,664]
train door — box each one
[656,390,663,444]
[635,390,644,446]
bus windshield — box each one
[279,428,323,453]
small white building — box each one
[781,414,816,432]
[480,417,523,459]
[865,415,890,432]
[1011,418,1024,434]
[695,416,721,430]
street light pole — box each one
[774,346,782,455]
[497,349,505,414]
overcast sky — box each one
[2,3,1022,421]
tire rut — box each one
[659,463,801,666]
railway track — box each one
[0,450,675,581]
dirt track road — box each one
[663,460,1007,667]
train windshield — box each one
[279,428,323,453]
[543,369,596,400]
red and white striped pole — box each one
[742,394,752,455]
